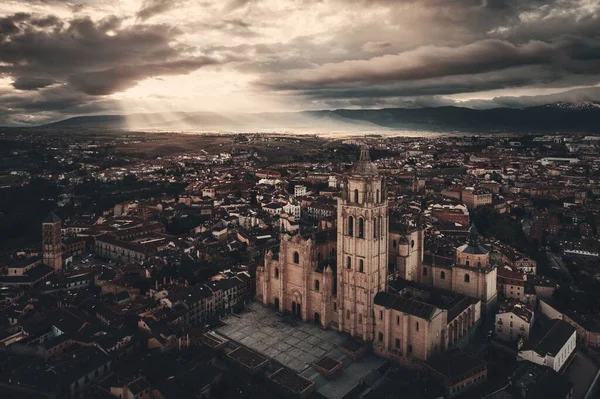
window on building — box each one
[477,261,481,267]
[359,259,364,273]
[411,240,415,248]
[358,218,365,238]
[395,338,400,348]
[347,257,352,269]
[373,218,378,238]
[440,271,446,280]
[423,267,428,276]
[376,189,380,203]
[348,216,354,236]
[346,310,351,319]
[380,216,384,236]
[358,314,362,324]
[293,252,300,264]
[354,189,359,203]
[274,268,279,278]
[380,310,383,320]
[393,239,397,248]
[396,315,400,325]
[378,332,383,342]
[416,322,419,332]
[315,280,320,291]
[334,302,337,312]
[408,345,413,354]
[464,274,470,283]
[466,260,470,266]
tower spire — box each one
[359,145,370,162]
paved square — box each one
[216,304,346,372]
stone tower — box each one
[337,146,388,341]
[42,212,63,271]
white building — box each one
[518,319,576,372]
[294,185,307,197]
[495,301,534,342]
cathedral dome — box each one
[351,146,379,177]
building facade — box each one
[42,212,63,271]
[256,147,482,366]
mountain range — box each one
[29,102,600,133]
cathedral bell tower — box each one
[337,146,388,342]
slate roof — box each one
[374,291,437,320]
[520,319,576,357]
[43,212,61,224]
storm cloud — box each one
[0,0,599,125]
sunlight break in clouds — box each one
[0,0,599,125]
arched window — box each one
[348,216,354,237]
[347,257,352,269]
[464,273,470,283]
[358,218,364,238]
[315,280,320,291]
[274,268,279,278]
[293,252,300,264]
[440,271,446,280]
[380,216,384,236]
[354,189,359,203]
[358,314,363,324]
[359,259,364,273]
[411,240,415,248]
[466,260,470,266]
[373,218,378,238]
[423,267,428,276]
[376,189,380,203]
[477,261,481,267]
[393,239,397,248]
[346,310,350,319]
[416,321,419,332]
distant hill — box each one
[36,102,600,133]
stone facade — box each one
[42,213,63,271]
[256,147,483,366]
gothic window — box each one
[466,260,470,266]
[396,315,400,325]
[379,310,383,320]
[315,280,320,291]
[440,271,446,280]
[293,252,300,264]
[464,274,470,283]
[416,321,419,332]
[373,218,378,238]
[347,257,352,269]
[393,239,397,248]
[354,189,359,203]
[274,268,279,278]
[359,259,364,273]
[423,267,428,276]
[380,216,384,236]
[376,189,380,203]
[348,216,354,236]
[358,218,365,238]
[411,240,415,248]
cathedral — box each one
[256,147,495,365]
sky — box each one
[0,0,599,125]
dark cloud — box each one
[12,76,56,90]
[0,11,223,125]
[68,57,219,95]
